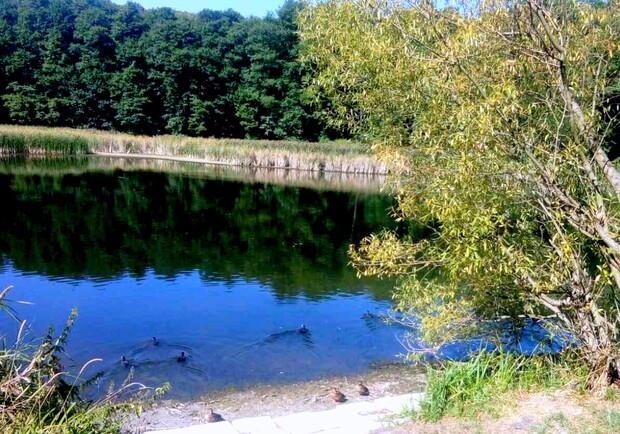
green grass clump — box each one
[0,129,89,154]
[598,408,620,431]
[415,350,588,422]
[532,412,571,434]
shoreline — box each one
[0,125,389,175]
[121,362,426,433]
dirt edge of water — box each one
[121,363,620,434]
[121,362,426,433]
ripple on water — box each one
[93,340,210,399]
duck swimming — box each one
[206,408,224,423]
[177,351,187,363]
[361,310,375,319]
[152,336,160,346]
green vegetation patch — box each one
[0,125,385,174]
[415,351,588,422]
[0,128,89,154]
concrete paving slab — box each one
[359,412,394,425]
[318,416,387,434]
[144,421,239,434]
[318,426,378,434]
[232,416,281,434]
[272,411,311,434]
[372,393,423,414]
[331,401,376,416]
[144,392,425,434]
[273,409,347,434]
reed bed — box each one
[0,125,388,175]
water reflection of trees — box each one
[0,170,396,299]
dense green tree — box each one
[229,1,324,140]
[300,0,620,389]
[69,0,116,128]
[109,62,151,133]
[2,0,53,124]
[0,0,332,140]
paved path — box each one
[144,393,423,434]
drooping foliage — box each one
[299,0,620,389]
[0,0,335,141]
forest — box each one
[0,0,333,140]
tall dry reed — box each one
[0,125,388,175]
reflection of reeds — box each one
[0,125,388,175]
[0,155,389,194]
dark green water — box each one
[0,158,409,399]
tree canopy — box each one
[0,0,336,141]
[299,0,620,389]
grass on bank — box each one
[0,125,387,175]
[411,350,590,422]
[530,406,620,434]
[0,286,166,434]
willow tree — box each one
[299,0,620,389]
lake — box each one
[0,157,409,400]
